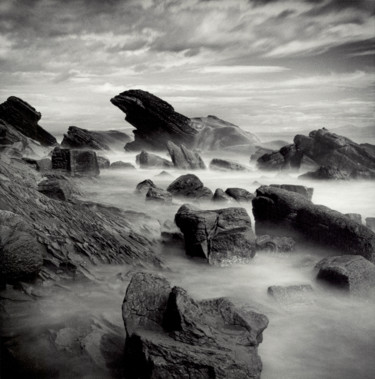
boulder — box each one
[252,186,375,262]
[366,217,375,232]
[110,161,135,170]
[225,187,254,202]
[167,141,206,169]
[37,179,72,201]
[209,158,247,171]
[146,187,172,204]
[255,235,295,252]
[299,166,351,180]
[167,174,213,200]
[0,96,57,146]
[212,188,232,202]
[136,150,173,168]
[135,179,156,194]
[250,147,273,162]
[155,170,173,178]
[257,151,285,170]
[270,184,313,200]
[267,284,314,303]
[61,126,130,150]
[111,89,197,151]
[122,272,268,379]
[316,255,375,296]
[97,156,110,169]
[345,213,362,224]
[0,211,44,284]
[175,204,256,265]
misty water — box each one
[11,150,375,379]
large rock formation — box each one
[252,186,375,262]
[167,174,213,200]
[257,128,375,178]
[61,126,130,150]
[111,90,197,151]
[122,272,268,379]
[175,204,256,265]
[167,141,206,169]
[0,96,57,146]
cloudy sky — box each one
[0,0,374,137]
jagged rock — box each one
[225,187,254,202]
[136,150,173,168]
[51,147,100,177]
[252,186,375,262]
[209,158,247,171]
[167,174,213,200]
[122,272,268,379]
[167,141,206,170]
[37,179,72,201]
[345,213,362,224]
[212,188,232,202]
[257,151,285,170]
[135,179,156,194]
[0,96,57,146]
[109,161,135,170]
[299,166,351,180]
[316,255,375,296]
[250,147,273,162]
[268,284,314,303]
[270,184,313,200]
[0,211,44,284]
[146,187,172,203]
[97,156,110,169]
[255,235,295,252]
[175,204,256,265]
[111,90,197,151]
[61,126,130,150]
[366,217,375,232]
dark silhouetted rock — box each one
[109,161,135,170]
[167,141,206,169]
[257,151,285,170]
[212,188,232,202]
[209,158,247,171]
[111,90,197,151]
[135,179,156,194]
[146,187,172,203]
[345,213,362,224]
[37,179,72,201]
[251,147,273,162]
[225,187,254,202]
[136,150,173,168]
[268,284,314,303]
[366,217,375,232]
[270,184,313,200]
[299,165,351,180]
[97,156,110,169]
[61,126,130,150]
[167,174,213,200]
[316,255,375,296]
[122,272,268,379]
[0,211,44,284]
[0,96,57,146]
[175,204,256,265]
[252,186,375,262]
[255,235,295,252]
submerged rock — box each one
[268,284,314,303]
[255,235,296,252]
[135,179,156,194]
[167,174,213,200]
[167,141,206,170]
[175,204,256,265]
[212,188,232,202]
[122,272,268,379]
[270,184,313,201]
[97,156,110,169]
[109,161,135,170]
[345,213,362,224]
[299,166,351,180]
[225,187,254,202]
[146,187,172,203]
[136,150,173,168]
[209,158,247,171]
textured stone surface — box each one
[255,235,296,252]
[270,184,313,200]
[136,150,173,168]
[167,174,213,200]
[146,187,172,203]
[167,141,206,169]
[109,161,135,170]
[97,156,110,169]
[210,158,247,171]
[212,188,232,202]
[135,179,156,194]
[268,284,314,303]
[299,166,351,180]
[225,187,254,202]
[37,178,72,201]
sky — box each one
[0,0,374,137]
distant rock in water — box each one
[146,187,172,204]
[136,150,173,169]
[212,188,233,202]
[61,126,130,150]
[268,284,314,304]
[255,235,296,253]
[299,166,350,180]
[167,174,213,200]
[135,179,156,194]
[109,161,135,170]
[252,186,375,262]
[122,272,268,378]
[97,156,110,169]
[270,184,313,200]
[0,96,57,146]
[210,158,247,171]
[225,187,254,202]
[111,89,197,151]
[175,204,256,265]
[167,141,206,169]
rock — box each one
[299,165,351,180]
[209,158,247,171]
[136,150,173,168]
[268,284,314,303]
[146,187,172,203]
[111,89,197,151]
[109,161,135,170]
[167,174,213,200]
[155,170,173,178]
[252,186,375,262]
[257,151,285,170]
[212,188,232,202]
[0,96,57,146]
[97,156,110,169]
[316,255,375,296]
[36,158,52,172]
[270,184,313,201]
[37,179,72,201]
[122,272,268,379]
[225,187,254,202]
[366,217,375,232]
[250,147,273,162]
[345,213,362,224]
[175,204,256,265]
[167,141,206,169]
[161,220,184,243]
[0,211,44,284]
[61,126,130,150]
[255,235,295,252]
[51,147,100,177]
[135,179,156,194]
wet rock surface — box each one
[136,150,173,168]
[135,179,156,194]
[255,235,296,252]
[167,174,213,200]
[225,187,254,202]
[167,141,206,169]
[299,165,351,180]
[146,187,172,203]
[109,161,135,170]
[97,155,110,169]
[209,158,247,171]
[122,272,268,379]
[270,184,313,200]
[212,188,233,202]
[268,284,314,303]
[37,178,73,201]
